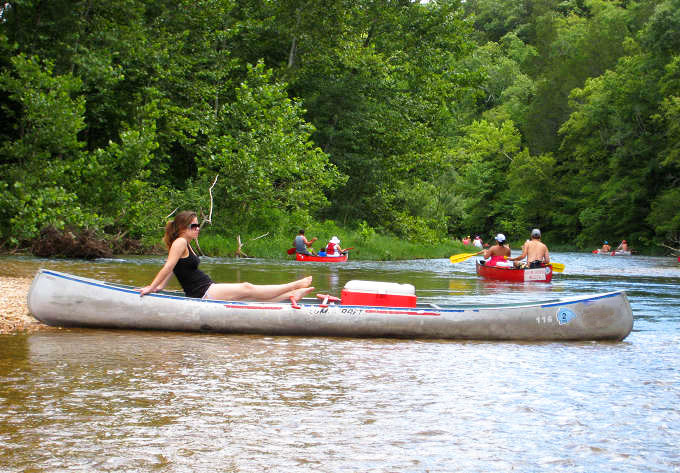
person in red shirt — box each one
[325,236,347,257]
[480,234,511,266]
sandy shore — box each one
[0,276,52,334]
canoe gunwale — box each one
[33,269,618,311]
[295,253,348,262]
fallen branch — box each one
[249,232,269,242]
[661,243,680,255]
[195,174,219,257]
[165,208,179,220]
[201,174,219,227]
[234,233,269,258]
[235,235,249,258]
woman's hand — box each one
[139,285,156,297]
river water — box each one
[1,253,679,472]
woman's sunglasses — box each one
[189,223,200,230]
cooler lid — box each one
[343,280,415,296]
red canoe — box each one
[295,253,348,262]
[476,261,553,283]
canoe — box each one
[593,249,631,256]
[476,261,553,283]
[296,252,348,262]
[27,269,633,341]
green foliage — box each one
[2,0,678,255]
[451,120,523,233]
[357,221,377,243]
[198,62,346,226]
[501,150,556,236]
[195,223,466,261]
[647,187,680,242]
[0,54,94,245]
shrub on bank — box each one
[193,225,466,261]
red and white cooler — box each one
[341,280,417,308]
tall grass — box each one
[194,227,469,260]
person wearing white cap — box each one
[477,233,511,267]
[510,228,550,268]
[325,236,346,257]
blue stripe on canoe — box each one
[41,269,227,304]
[540,291,620,308]
[39,270,442,313]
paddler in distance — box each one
[477,233,511,267]
[509,228,550,268]
[294,229,317,256]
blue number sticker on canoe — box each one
[556,308,577,325]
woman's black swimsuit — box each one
[173,245,213,298]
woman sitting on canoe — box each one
[478,233,511,267]
[139,211,314,301]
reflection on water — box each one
[1,253,680,472]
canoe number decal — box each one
[524,268,547,281]
[311,307,364,316]
[556,308,577,325]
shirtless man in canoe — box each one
[509,228,550,268]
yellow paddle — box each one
[550,262,565,272]
[449,252,481,264]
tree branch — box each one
[195,174,219,257]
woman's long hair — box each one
[163,211,197,249]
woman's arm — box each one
[156,270,174,291]
[509,247,527,262]
[139,239,186,296]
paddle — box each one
[450,251,564,272]
[286,247,296,255]
[449,252,481,264]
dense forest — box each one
[1,0,678,251]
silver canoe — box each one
[27,269,634,341]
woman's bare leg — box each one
[271,286,315,302]
[205,276,313,301]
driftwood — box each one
[31,226,112,259]
[235,232,269,258]
[195,174,219,256]
[165,208,179,220]
[661,243,680,255]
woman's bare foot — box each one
[291,286,315,302]
[294,276,313,289]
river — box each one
[1,253,679,472]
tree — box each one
[197,62,345,232]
